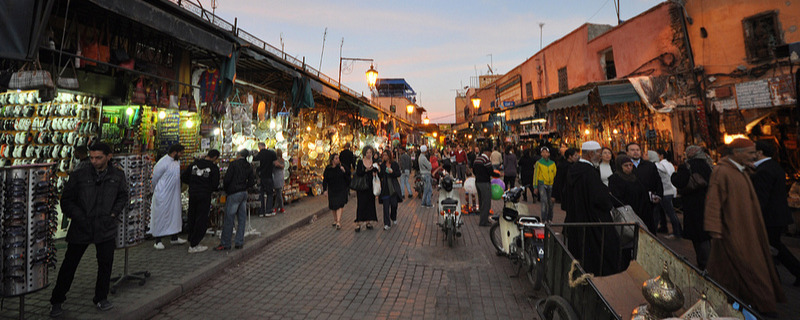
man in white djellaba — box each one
[151,144,187,250]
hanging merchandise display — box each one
[0,164,59,297]
[0,91,100,171]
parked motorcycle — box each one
[490,186,545,290]
[437,174,463,247]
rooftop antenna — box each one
[614,0,621,25]
[487,54,493,74]
[280,33,285,54]
[539,22,545,50]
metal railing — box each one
[166,0,370,101]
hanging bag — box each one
[56,58,80,89]
[131,76,146,104]
[9,61,54,90]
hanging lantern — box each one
[366,64,379,88]
[423,116,429,125]
[471,98,481,109]
[406,104,414,114]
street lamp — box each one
[338,57,377,88]
[366,64,378,88]
[471,97,481,109]
[406,103,414,114]
[423,116,429,125]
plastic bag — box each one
[372,175,381,196]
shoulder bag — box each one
[349,173,369,191]
[682,162,708,193]
[609,193,646,245]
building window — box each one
[743,11,782,63]
[600,48,616,79]
[525,82,533,102]
[557,67,568,92]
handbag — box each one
[8,61,54,90]
[609,193,646,245]
[349,174,369,191]
[682,162,708,193]
[56,59,80,89]
[372,175,382,196]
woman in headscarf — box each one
[671,145,713,270]
[608,155,655,232]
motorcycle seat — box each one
[440,199,459,205]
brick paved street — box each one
[0,194,331,320]
[150,192,540,320]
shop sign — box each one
[735,79,771,109]
[503,101,515,108]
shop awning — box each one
[546,89,591,111]
[453,122,470,131]
[597,83,640,105]
[88,0,233,57]
[474,113,491,123]
[307,79,340,101]
[359,105,380,120]
[507,103,537,121]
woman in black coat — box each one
[323,153,350,230]
[608,155,655,233]
[378,150,403,230]
[671,145,713,270]
[518,149,536,202]
[354,146,379,232]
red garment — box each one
[430,156,439,171]
[199,68,220,103]
[456,150,467,164]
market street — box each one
[150,195,539,320]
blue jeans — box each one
[422,173,433,206]
[221,191,248,248]
[399,170,411,197]
[657,195,682,237]
[538,183,554,222]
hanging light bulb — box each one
[612,129,619,134]
[584,129,590,135]
[306,126,312,131]
[308,142,316,150]
[213,128,221,135]
[185,119,194,128]
[126,107,134,115]
[158,110,166,119]
[276,131,285,142]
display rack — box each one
[109,154,154,293]
[0,164,58,319]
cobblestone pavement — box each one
[150,192,541,320]
[0,194,331,320]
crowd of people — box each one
[46,137,799,317]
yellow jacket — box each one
[533,158,557,186]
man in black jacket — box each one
[253,143,277,217]
[626,142,663,233]
[216,149,256,251]
[181,149,220,254]
[752,141,800,286]
[339,142,355,175]
[50,143,129,317]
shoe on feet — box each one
[213,245,231,251]
[664,234,676,240]
[153,242,165,250]
[50,303,63,318]
[234,244,243,249]
[392,220,397,225]
[280,208,285,213]
[188,245,208,253]
[266,212,276,217]
[384,225,390,230]
[96,300,113,311]
[366,224,374,230]
[170,238,188,245]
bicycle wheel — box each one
[541,296,578,320]
[489,223,504,255]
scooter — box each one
[490,186,546,290]
[437,174,463,247]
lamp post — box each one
[406,103,414,114]
[339,57,378,88]
[423,115,429,125]
[471,97,481,109]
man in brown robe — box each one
[704,138,785,316]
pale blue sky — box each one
[212,0,661,123]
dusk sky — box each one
[213,0,661,123]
